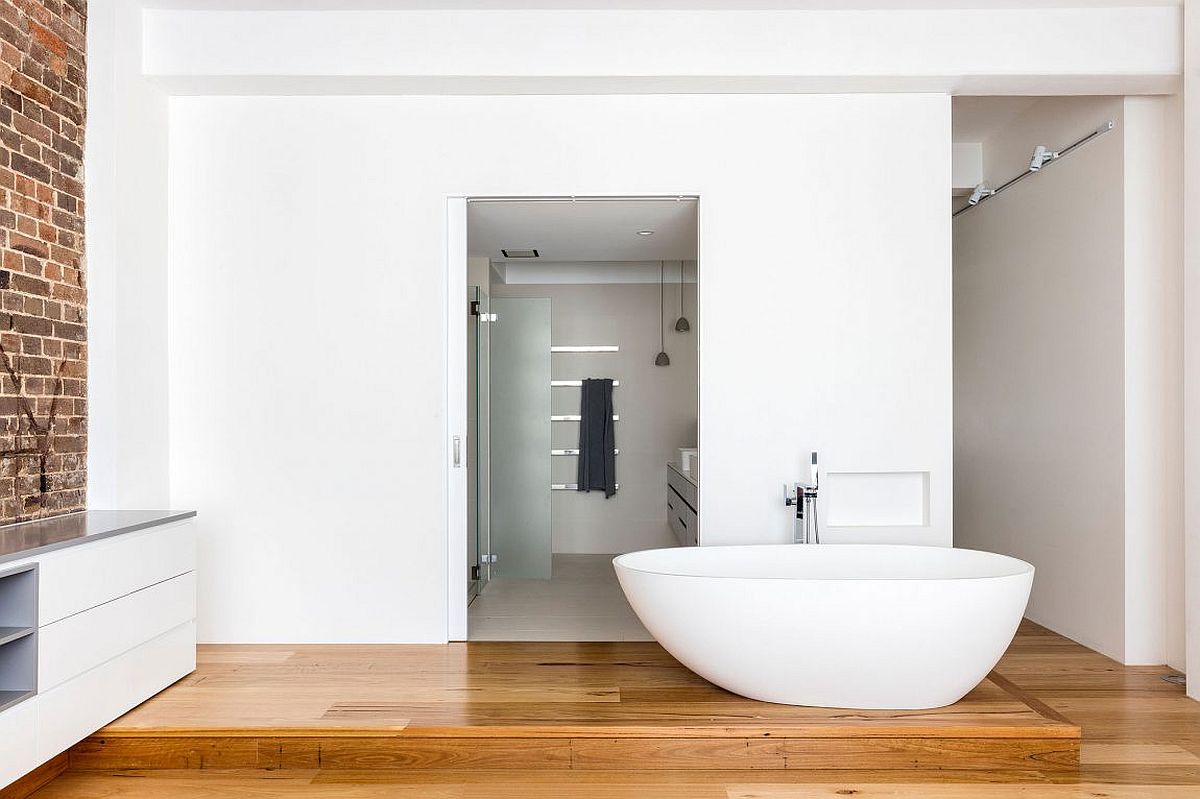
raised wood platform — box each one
[68,637,1080,774]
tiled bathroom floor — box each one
[468,554,653,641]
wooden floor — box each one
[24,621,1200,798]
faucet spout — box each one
[784,452,820,544]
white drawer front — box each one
[37,621,195,761]
[38,520,196,625]
[0,697,38,788]
[39,572,196,692]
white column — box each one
[1184,0,1200,701]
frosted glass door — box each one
[489,298,552,579]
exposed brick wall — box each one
[0,0,86,523]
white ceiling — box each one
[468,199,698,263]
[952,96,1040,142]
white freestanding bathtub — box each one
[613,544,1033,710]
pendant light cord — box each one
[678,260,684,316]
[654,261,671,366]
[659,260,665,350]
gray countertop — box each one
[0,510,197,566]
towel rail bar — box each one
[552,380,620,387]
[552,483,620,491]
[552,415,619,422]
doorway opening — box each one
[463,197,699,641]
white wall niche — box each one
[823,471,930,529]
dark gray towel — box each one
[577,378,617,498]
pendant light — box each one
[674,260,691,332]
[654,260,670,366]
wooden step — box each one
[66,641,1081,774]
[69,733,1079,773]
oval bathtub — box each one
[613,544,1033,710]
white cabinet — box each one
[37,520,195,626]
[39,572,196,691]
[38,622,196,762]
[667,464,699,547]
[0,697,37,786]
[0,514,197,790]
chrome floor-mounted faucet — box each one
[784,452,820,544]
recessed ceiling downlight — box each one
[501,249,539,259]
[636,229,655,237]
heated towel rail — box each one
[550,346,620,492]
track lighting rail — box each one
[953,120,1115,218]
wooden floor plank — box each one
[1082,745,1200,766]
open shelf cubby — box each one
[0,563,37,713]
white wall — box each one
[140,5,1181,96]
[85,0,172,510]
[954,95,1183,666]
[166,93,951,642]
[491,276,697,554]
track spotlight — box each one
[967,184,994,206]
[1029,145,1059,171]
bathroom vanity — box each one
[666,463,698,546]
[0,510,197,789]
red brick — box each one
[28,22,66,59]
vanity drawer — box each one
[666,467,698,510]
[668,504,687,545]
[667,487,697,547]
[682,505,698,546]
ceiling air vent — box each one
[501,249,539,259]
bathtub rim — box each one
[612,544,1034,582]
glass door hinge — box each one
[469,301,498,322]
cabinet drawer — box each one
[667,488,696,547]
[666,466,698,511]
[38,520,195,626]
[668,506,687,545]
[666,489,681,519]
[39,572,195,692]
[37,621,195,762]
[0,696,37,787]
[683,505,698,546]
